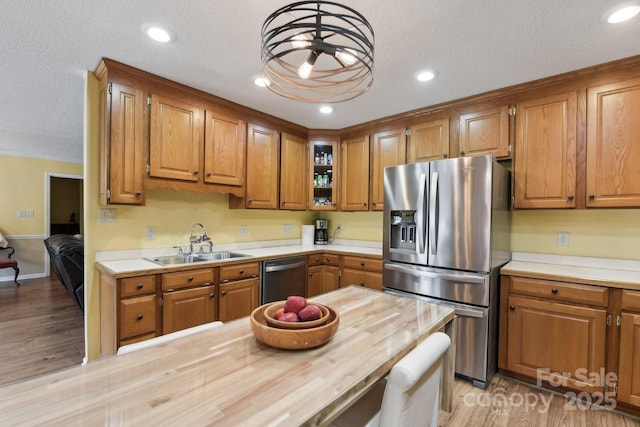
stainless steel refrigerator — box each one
[383,154,510,388]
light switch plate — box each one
[557,232,570,247]
[240,225,248,236]
[283,224,293,234]
[99,208,117,224]
[145,226,156,241]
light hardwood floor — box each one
[439,375,640,426]
[0,275,84,386]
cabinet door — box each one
[120,294,157,340]
[507,295,606,393]
[246,124,280,209]
[307,265,323,297]
[407,118,450,163]
[370,128,406,211]
[149,93,202,181]
[340,268,382,291]
[280,133,308,210]
[309,139,338,210]
[162,285,216,334]
[101,82,146,205]
[219,277,260,322]
[459,105,510,158]
[586,78,640,207]
[618,312,640,406]
[204,110,245,186]
[339,135,370,211]
[514,92,577,208]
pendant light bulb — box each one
[298,51,319,80]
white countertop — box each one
[96,240,383,276]
[501,252,640,290]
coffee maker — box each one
[314,219,329,245]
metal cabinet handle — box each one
[206,172,212,177]
[360,261,365,266]
[309,272,313,276]
[209,293,215,298]
[135,191,142,196]
[551,288,558,294]
[187,276,193,282]
[239,269,245,274]
[326,257,331,263]
[137,283,143,290]
[248,199,253,204]
[460,151,465,156]
[443,153,448,159]
[588,194,595,200]
[509,305,515,311]
[193,171,199,175]
[360,282,365,286]
[136,314,144,320]
[363,202,367,206]
[567,195,574,201]
[221,291,227,296]
[315,257,320,262]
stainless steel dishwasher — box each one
[261,256,307,304]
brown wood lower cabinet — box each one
[618,290,640,407]
[307,254,340,297]
[500,275,640,414]
[218,262,260,322]
[340,256,383,291]
[163,285,216,334]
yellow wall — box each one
[512,209,640,261]
[323,211,383,242]
[0,155,82,280]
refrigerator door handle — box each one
[429,171,439,255]
[384,262,488,284]
[416,173,426,253]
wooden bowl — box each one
[250,303,340,350]
[263,301,330,329]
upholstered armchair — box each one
[0,246,20,285]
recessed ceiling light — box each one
[606,5,640,23]
[254,76,270,87]
[141,23,174,43]
[319,105,334,114]
[417,70,437,82]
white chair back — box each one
[330,331,451,427]
[116,321,224,355]
[378,331,451,427]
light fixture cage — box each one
[261,1,374,103]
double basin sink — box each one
[145,251,252,266]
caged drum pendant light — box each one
[260,1,374,103]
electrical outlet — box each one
[98,208,117,224]
[16,210,35,218]
[240,225,248,236]
[557,232,570,247]
[145,226,156,241]
[283,224,293,234]
[336,225,342,234]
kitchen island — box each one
[0,286,455,426]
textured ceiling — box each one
[1,0,639,164]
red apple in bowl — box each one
[284,296,307,313]
[298,304,322,321]
[280,312,300,322]
[274,307,285,320]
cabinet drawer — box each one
[621,290,640,311]
[120,294,157,339]
[341,269,383,291]
[308,254,340,267]
[509,276,609,307]
[341,256,383,272]
[120,275,156,297]
[161,268,214,291]
[220,262,259,283]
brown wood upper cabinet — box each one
[244,123,280,209]
[280,133,307,210]
[514,92,577,209]
[459,105,510,158]
[309,139,338,210]
[370,128,406,211]
[586,77,640,207]
[203,111,245,187]
[407,118,450,163]
[96,61,147,205]
[149,92,202,181]
[339,135,370,211]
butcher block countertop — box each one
[0,287,455,427]
[501,252,640,291]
